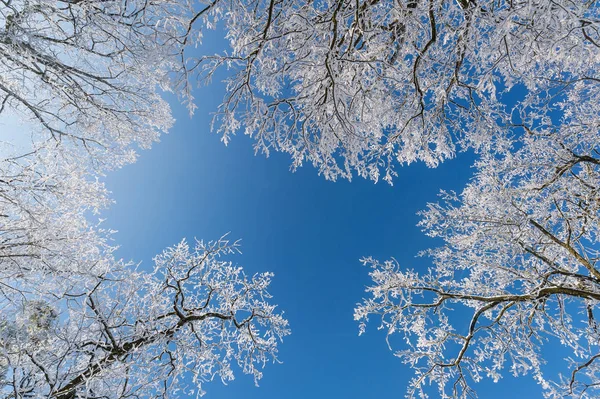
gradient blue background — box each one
[100,33,546,399]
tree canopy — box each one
[356,115,600,397]
[1,0,599,398]
[190,0,599,182]
[1,237,288,399]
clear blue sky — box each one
[100,33,547,399]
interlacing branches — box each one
[1,237,289,399]
[179,0,599,182]
[356,105,600,397]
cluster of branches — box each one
[356,85,600,397]
[184,0,599,182]
[0,237,289,399]
[186,2,600,394]
[0,144,289,398]
[0,0,188,168]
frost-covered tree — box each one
[355,91,600,398]
[6,0,597,181]
[0,143,289,397]
[2,0,598,180]
[0,237,289,399]
[0,0,192,168]
[185,0,599,182]
[0,147,114,283]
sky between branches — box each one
[100,84,556,398]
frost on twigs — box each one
[355,108,600,398]
[3,0,598,182]
[0,146,114,283]
[0,236,289,399]
[0,0,194,170]
[183,0,599,183]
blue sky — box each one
[99,76,551,397]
